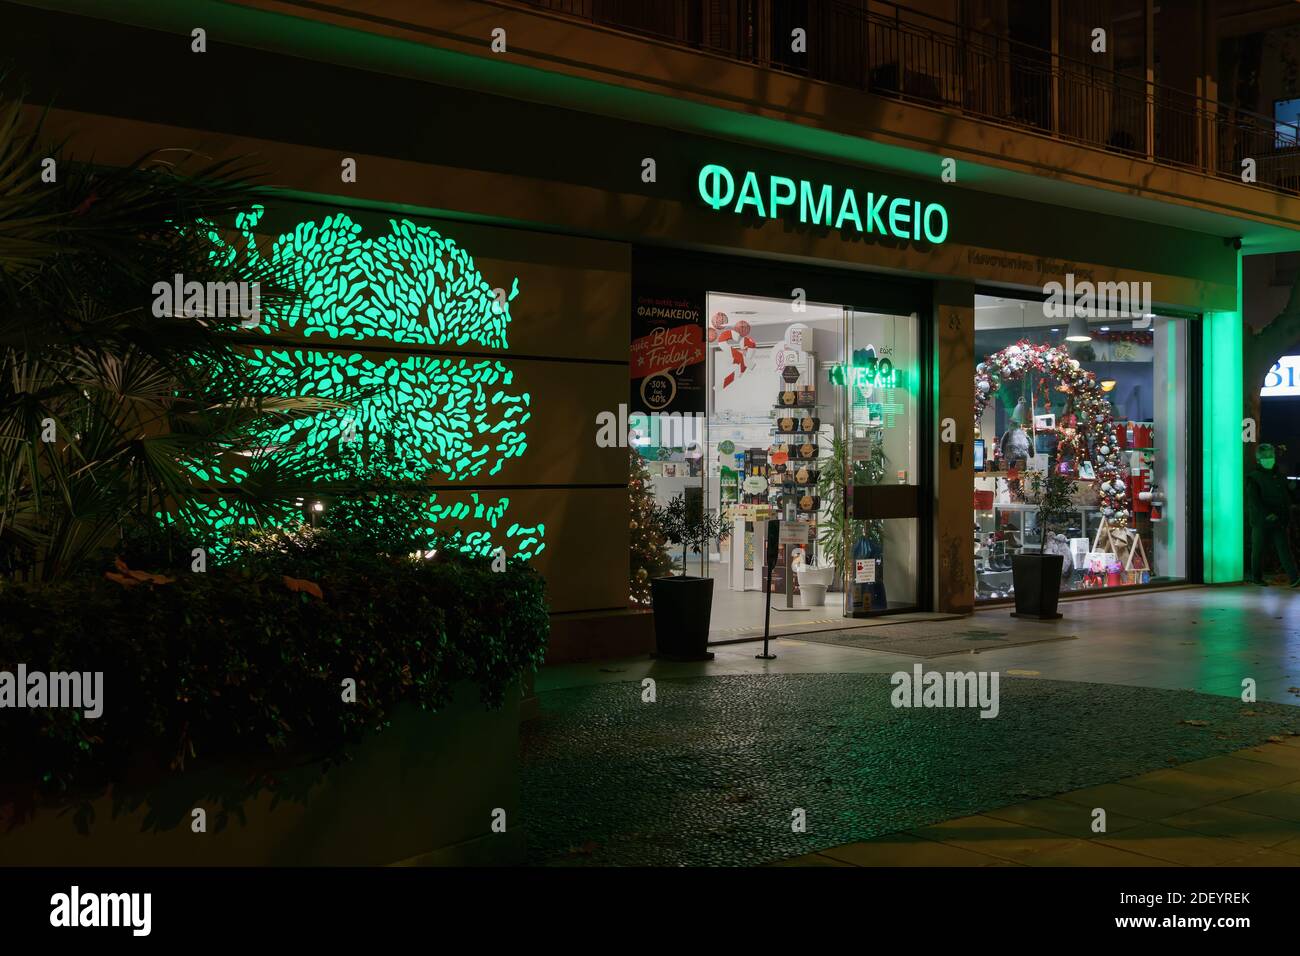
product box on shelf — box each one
[772,441,819,461]
[777,385,817,408]
[793,493,821,513]
[770,464,817,487]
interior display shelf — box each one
[987,501,1101,513]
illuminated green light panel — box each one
[1203,257,1244,582]
[185,207,544,562]
[827,363,905,390]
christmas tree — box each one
[629,448,672,604]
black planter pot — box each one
[649,575,716,661]
[1010,553,1065,620]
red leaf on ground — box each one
[282,575,324,600]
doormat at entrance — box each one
[786,622,1076,657]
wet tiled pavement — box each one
[521,673,1300,866]
[780,740,1300,867]
[525,587,1300,866]
[540,586,1300,704]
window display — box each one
[709,297,839,615]
[972,295,1187,601]
[634,289,920,635]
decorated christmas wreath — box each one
[974,340,1130,524]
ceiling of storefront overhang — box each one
[18,0,1300,254]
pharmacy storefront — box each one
[626,153,1239,640]
[26,8,1247,656]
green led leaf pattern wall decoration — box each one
[218,207,520,346]
[186,208,545,563]
[245,348,530,480]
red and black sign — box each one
[631,285,706,416]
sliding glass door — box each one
[840,308,921,615]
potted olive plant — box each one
[650,493,727,661]
[1011,468,1075,619]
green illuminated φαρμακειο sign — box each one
[697,164,948,244]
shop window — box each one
[633,290,920,638]
[972,295,1188,601]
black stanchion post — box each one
[757,519,778,660]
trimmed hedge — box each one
[0,530,548,822]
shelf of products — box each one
[727,378,828,595]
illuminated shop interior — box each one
[635,292,918,637]
[973,293,1188,600]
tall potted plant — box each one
[816,436,882,586]
[650,493,726,661]
[1011,468,1074,619]
[817,434,887,610]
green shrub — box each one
[0,529,548,825]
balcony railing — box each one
[507,0,1300,196]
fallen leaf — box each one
[104,571,140,588]
[1180,719,1210,727]
[126,569,174,585]
[282,575,324,600]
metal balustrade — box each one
[508,0,1300,196]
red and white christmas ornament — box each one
[709,311,756,388]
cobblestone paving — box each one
[521,674,1300,866]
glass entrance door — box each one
[839,308,921,615]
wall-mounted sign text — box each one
[698,164,949,244]
[1262,355,1300,397]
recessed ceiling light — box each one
[1050,328,1060,333]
